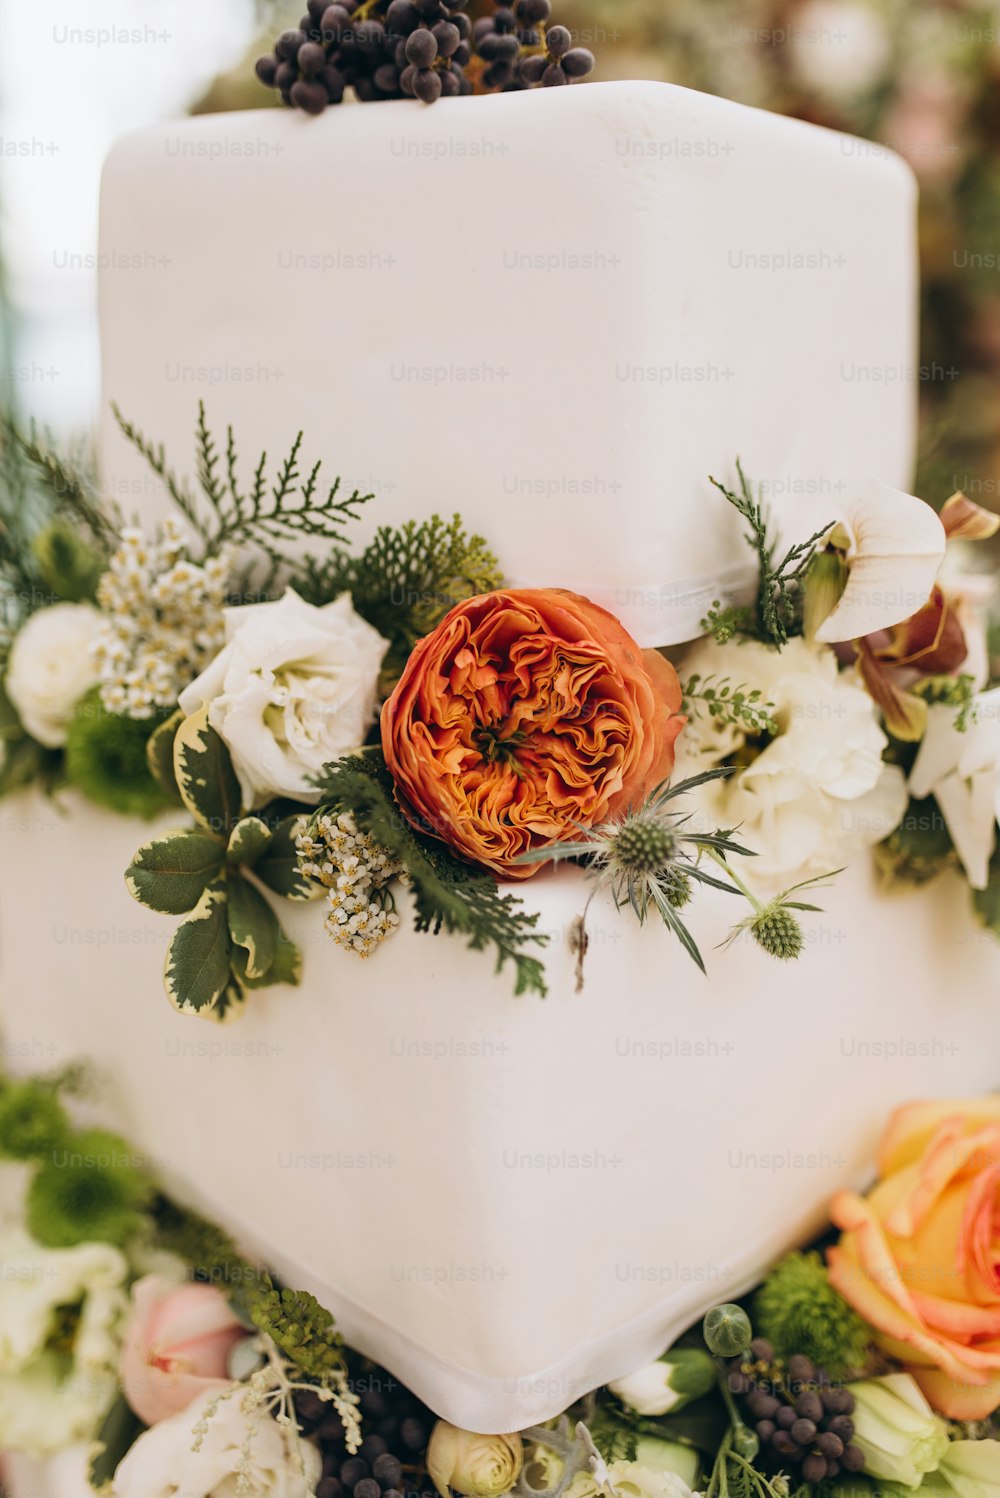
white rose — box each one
[676,637,907,883]
[178,588,389,809]
[788,0,891,99]
[113,1387,321,1498]
[0,1229,128,1457]
[5,603,102,748]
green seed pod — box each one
[750,904,804,961]
[703,1303,753,1358]
[731,1425,760,1462]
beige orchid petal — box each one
[941,491,1000,541]
[815,476,946,644]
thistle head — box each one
[609,815,678,876]
[748,901,804,961]
[661,865,693,909]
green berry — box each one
[731,1425,760,1462]
[703,1303,752,1358]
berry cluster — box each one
[728,1341,866,1485]
[255,0,595,111]
[297,1365,435,1498]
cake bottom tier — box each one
[1,789,997,1432]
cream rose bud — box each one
[608,1348,716,1417]
[5,602,103,748]
[426,1422,523,1498]
[178,588,389,809]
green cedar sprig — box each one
[707,461,833,647]
[310,751,549,997]
[297,514,503,687]
[112,401,371,573]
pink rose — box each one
[120,1275,247,1425]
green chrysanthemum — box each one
[0,1080,70,1161]
[27,1126,153,1248]
[753,1251,871,1378]
[64,689,169,818]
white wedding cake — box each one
[3,80,998,1443]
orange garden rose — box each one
[829,1098,1000,1419]
[381,588,685,878]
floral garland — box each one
[2,410,1000,1017]
[1,1065,998,1494]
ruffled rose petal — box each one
[879,1099,1000,1176]
[911,1366,1000,1421]
[882,1119,1000,1239]
[815,477,946,644]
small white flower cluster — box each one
[296,811,405,958]
[92,519,232,719]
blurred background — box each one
[1,0,999,496]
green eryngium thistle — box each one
[517,768,758,979]
[720,869,840,962]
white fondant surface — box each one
[97,83,917,647]
[2,790,999,1431]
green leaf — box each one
[146,708,185,805]
[164,882,232,1015]
[173,706,242,835]
[227,816,273,867]
[232,924,302,990]
[227,872,278,980]
[255,814,320,901]
[125,831,225,914]
[88,1394,147,1493]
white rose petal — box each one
[178,588,389,809]
[815,477,946,645]
[113,1388,322,1498]
[5,603,103,747]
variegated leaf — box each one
[202,980,249,1026]
[227,816,273,868]
[226,873,278,981]
[231,923,303,990]
[145,709,185,805]
[254,814,321,901]
[125,830,225,914]
[164,881,232,1015]
[173,706,242,835]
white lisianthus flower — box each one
[178,588,389,809]
[936,1440,1000,1498]
[566,1459,694,1498]
[113,1387,321,1498]
[608,1349,715,1417]
[677,636,907,883]
[909,688,1000,889]
[5,603,103,747]
[0,1229,128,1457]
[848,1374,949,1488]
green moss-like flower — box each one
[65,689,169,818]
[0,1080,71,1161]
[250,1278,345,1380]
[753,1251,871,1378]
[27,1127,153,1248]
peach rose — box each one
[120,1275,247,1425]
[829,1099,1000,1419]
[381,589,685,878]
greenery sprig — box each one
[310,751,549,997]
[681,674,778,737]
[112,401,372,575]
[706,462,833,647]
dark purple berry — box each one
[561,46,594,76]
[787,1354,815,1382]
[546,23,571,55]
[542,61,566,83]
[802,1455,827,1484]
[405,27,438,64]
[386,0,419,31]
[796,1391,823,1422]
[399,1418,427,1451]
[321,64,347,100]
[790,1418,817,1445]
[308,0,331,18]
[360,1437,389,1464]
[747,1391,779,1420]
[373,1456,403,1489]
[275,60,298,89]
[775,1406,797,1430]
[432,21,461,55]
[439,66,461,93]
[756,1420,775,1443]
[276,28,307,59]
[413,66,443,101]
[772,1432,801,1459]
[373,62,400,90]
[400,62,416,92]
[318,1482,344,1498]
[340,1461,369,1488]
[817,1432,844,1459]
[255,54,278,86]
[842,1444,866,1472]
[749,1338,774,1363]
[355,1480,381,1498]
[298,40,327,75]
[828,1415,855,1443]
[453,40,471,64]
[519,53,546,81]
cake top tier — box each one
[99,81,917,647]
